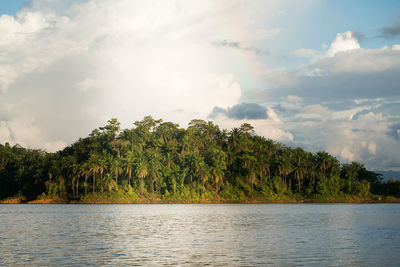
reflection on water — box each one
[0,204,399,266]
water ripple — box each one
[0,204,399,266]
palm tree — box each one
[147,149,162,194]
[316,151,329,177]
[276,151,293,193]
[72,163,81,197]
[110,157,123,186]
[122,150,135,186]
[248,168,257,199]
[292,148,306,193]
[103,173,116,193]
[88,154,100,193]
[135,151,148,194]
[198,160,209,190]
[110,139,129,158]
[210,149,227,191]
[80,162,91,195]
[97,155,106,193]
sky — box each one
[0,0,400,172]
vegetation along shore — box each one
[1,116,399,204]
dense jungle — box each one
[1,116,399,203]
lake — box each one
[0,204,399,266]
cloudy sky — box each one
[0,0,400,172]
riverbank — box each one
[1,196,400,204]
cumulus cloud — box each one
[213,107,293,142]
[1,2,399,172]
[252,30,400,170]
[1,0,291,151]
[326,31,360,57]
[319,44,400,73]
[324,111,399,170]
[0,117,66,151]
[281,102,400,170]
[258,42,400,102]
[274,95,303,111]
[209,103,268,120]
[283,100,400,171]
[285,95,302,103]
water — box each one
[0,204,399,266]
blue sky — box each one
[0,0,399,172]
[0,0,27,15]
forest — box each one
[0,116,399,203]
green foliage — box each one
[373,178,400,197]
[350,180,370,198]
[0,116,397,202]
[220,182,245,201]
[272,176,289,196]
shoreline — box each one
[1,197,399,204]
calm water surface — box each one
[0,204,399,266]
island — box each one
[1,116,399,204]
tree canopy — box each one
[0,116,397,202]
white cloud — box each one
[323,111,396,168]
[283,103,400,170]
[290,32,400,75]
[316,45,400,73]
[285,95,302,103]
[0,121,11,141]
[0,11,69,91]
[244,29,400,170]
[297,104,330,121]
[0,118,66,151]
[326,31,360,57]
[257,33,400,102]
[278,95,303,110]
[0,0,291,151]
[340,146,355,162]
[1,2,399,173]
[368,141,376,155]
[214,107,294,142]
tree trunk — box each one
[49,173,52,195]
[100,170,103,193]
[140,179,144,194]
[76,176,79,197]
[251,182,253,200]
[72,177,76,198]
[85,174,88,195]
[93,173,96,193]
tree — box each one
[0,115,389,203]
[147,148,162,194]
[88,153,101,193]
[135,151,148,194]
[99,118,121,139]
[80,162,91,195]
[110,157,123,186]
[122,150,135,186]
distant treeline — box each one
[0,116,399,201]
